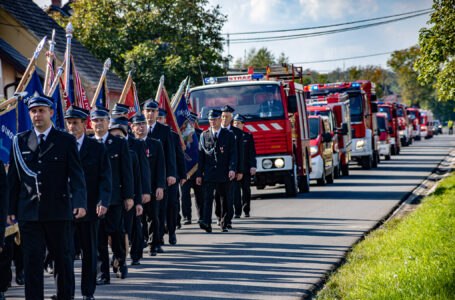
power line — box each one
[230,10,431,44]
[225,8,432,36]
[292,51,394,65]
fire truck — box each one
[406,107,421,141]
[420,110,434,139]
[395,103,413,146]
[307,81,379,170]
[378,102,400,155]
[189,65,312,197]
[307,92,352,177]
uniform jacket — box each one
[104,133,134,206]
[144,137,166,191]
[226,125,244,174]
[197,128,237,183]
[148,122,176,179]
[129,150,142,206]
[78,135,112,221]
[0,160,8,247]
[8,127,87,221]
[171,130,187,181]
[127,136,151,195]
[242,131,257,170]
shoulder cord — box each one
[13,136,40,201]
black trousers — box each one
[97,206,125,280]
[130,214,143,260]
[19,220,73,300]
[75,221,98,297]
[166,183,179,237]
[240,175,252,214]
[143,198,159,249]
[157,191,168,243]
[0,236,13,293]
[181,178,203,221]
[202,181,230,228]
[215,180,235,225]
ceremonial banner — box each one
[0,106,17,164]
[50,81,65,130]
[20,71,44,133]
[124,82,140,118]
[93,77,109,109]
[64,55,90,111]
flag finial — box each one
[34,36,47,59]
[160,75,165,84]
[104,58,111,69]
[66,22,73,35]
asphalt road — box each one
[6,133,454,300]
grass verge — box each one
[315,173,455,299]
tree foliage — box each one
[53,0,227,100]
[415,0,455,101]
[234,47,288,69]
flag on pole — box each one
[64,55,90,111]
[50,81,65,130]
[124,81,140,118]
[0,106,17,164]
[172,86,199,178]
[93,76,109,109]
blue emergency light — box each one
[204,77,217,84]
[351,82,361,87]
[311,85,319,90]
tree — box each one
[277,52,289,65]
[53,0,227,99]
[415,0,455,101]
[234,47,287,69]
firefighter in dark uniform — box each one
[130,114,166,257]
[143,100,176,253]
[216,105,244,226]
[65,106,112,300]
[233,114,257,217]
[111,103,134,136]
[156,109,186,245]
[181,113,203,225]
[90,106,134,285]
[196,109,237,233]
[7,95,87,300]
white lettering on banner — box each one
[1,124,14,139]
[228,75,252,81]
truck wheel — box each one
[408,138,413,145]
[361,155,372,170]
[391,145,396,155]
[372,151,378,168]
[298,155,310,193]
[285,164,298,197]
[341,163,350,176]
[334,162,341,178]
[415,136,421,141]
[385,154,391,160]
[396,146,400,155]
[326,167,334,184]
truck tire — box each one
[285,164,298,197]
[408,138,413,145]
[415,135,421,141]
[341,163,350,176]
[298,155,310,193]
[316,161,326,186]
[361,155,372,170]
[334,162,341,178]
[372,151,378,168]
[391,145,396,155]
[385,154,391,160]
[396,145,400,155]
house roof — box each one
[0,37,45,77]
[0,0,124,91]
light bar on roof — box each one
[351,82,361,87]
[204,74,264,85]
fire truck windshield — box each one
[396,107,404,117]
[349,94,363,123]
[191,84,284,123]
[378,106,392,121]
[309,118,320,140]
[377,116,387,131]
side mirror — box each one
[388,127,394,134]
[371,102,378,113]
[322,132,332,143]
[287,95,297,113]
[341,123,349,135]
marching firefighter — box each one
[196,109,237,233]
[233,114,257,217]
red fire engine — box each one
[395,103,413,146]
[378,102,400,155]
[406,107,421,141]
[307,81,379,170]
[189,65,312,197]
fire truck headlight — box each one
[262,159,273,169]
[310,146,318,155]
[355,139,365,150]
[274,158,285,168]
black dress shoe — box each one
[183,219,192,225]
[131,259,140,265]
[96,277,110,285]
[83,296,95,300]
[227,224,233,229]
[234,214,241,219]
[155,246,164,253]
[177,223,182,229]
[221,227,228,232]
[149,247,157,256]
[0,292,5,300]
[199,221,212,233]
[118,265,128,279]
[245,213,250,217]
[16,272,25,285]
[160,238,165,246]
[50,295,57,300]
[169,233,177,245]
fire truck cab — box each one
[378,102,400,155]
[395,103,412,146]
[189,65,312,197]
[420,110,434,139]
[308,115,334,185]
[406,107,421,141]
[377,112,392,160]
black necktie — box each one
[97,138,103,144]
[38,134,45,151]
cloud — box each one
[299,0,378,21]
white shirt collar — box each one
[95,132,109,143]
[222,124,231,130]
[211,127,222,137]
[34,125,53,143]
[148,121,157,134]
[76,133,85,151]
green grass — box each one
[316,173,455,300]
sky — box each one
[34,0,433,73]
